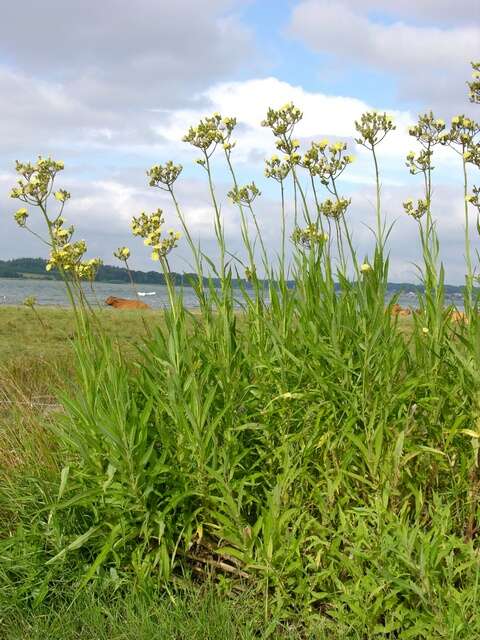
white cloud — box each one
[324,0,476,26]
[288,0,480,112]
[156,77,415,159]
[0,0,254,111]
[154,76,465,190]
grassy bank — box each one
[0,306,153,361]
[0,307,347,638]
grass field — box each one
[0,304,476,640]
[0,306,343,638]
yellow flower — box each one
[422,327,429,335]
[360,262,372,273]
[14,207,28,226]
[114,246,130,261]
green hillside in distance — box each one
[0,257,470,294]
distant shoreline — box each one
[0,258,472,295]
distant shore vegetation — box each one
[0,257,474,296]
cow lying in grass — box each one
[105,296,150,310]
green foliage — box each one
[2,61,480,638]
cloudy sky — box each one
[0,0,479,283]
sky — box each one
[0,0,479,283]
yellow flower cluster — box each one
[10,156,102,282]
[261,102,303,137]
[274,136,302,163]
[302,140,354,185]
[75,258,103,281]
[183,113,224,151]
[10,157,65,205]
[183,113,236,158]
[264,155,290,182]
[219,115,237,154]
[45,216,101,280]
[54,189,71,203]
[318,197,351,219]
[403,198,429,220]
[46,240,101,281]
[292,224,328,249]
[468,61,480,104]
[227,182,261,205]
[466,186,480,212]
[147,161,183,189]
[408,112,445,147]
[23,295,37,308]
[446,115,480,147]
[114,246,131,262]
[354,112,395,149]
[131,209,181,261]
[405,149,434,176]
[463,143,480,169]
[14,207,28,227]
[51,216,74,244]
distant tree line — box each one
[0,257,471,294]
[0,257,253,288]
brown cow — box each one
[105,296,151,310]
[390,303,412,317]
[450,310,467,323]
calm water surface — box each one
[0,278,195,308]
[0,277,465,310]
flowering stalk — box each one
[354,111,395,254]
[404,113,448,338]
[302,138,355,273]
[10,157,103,328]
[442,114,480,313]
[23,295,48,330]
[183,114,227,284]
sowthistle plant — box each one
[22,295,48,330]
[440,113,480,311]
[404,112,447,342]
[6,61,480,639]
[10,157,102,318]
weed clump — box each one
[1,61,480,638]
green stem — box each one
[205,154,225,281]
[372,146,383,252]
[463,156,473,313]
[168,186,208,312]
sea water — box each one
[0,277,465,310]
